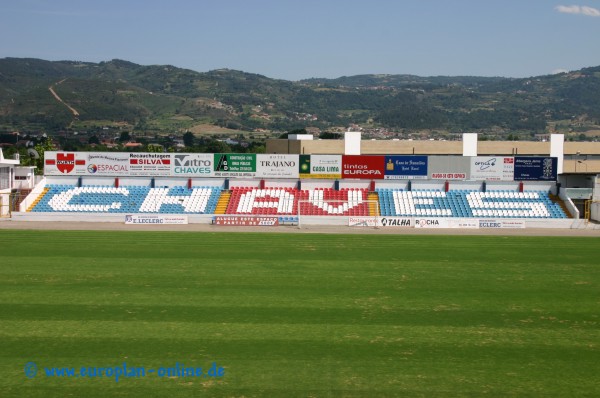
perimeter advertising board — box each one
[348,216,413,227]
[414,218,450,228]
[448,219,479,229]
[213,154,256,177]
[214,216,279,226]
[383,156,428,179]
[342,156,385,179]
[256,154,299,178]
[514,157,557,181]
[470,157,514,181]
[479,219,526,229]
[299,155,342,179]
[125,214,188,225]
[379,217,413,227]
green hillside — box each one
[1,58,599,138]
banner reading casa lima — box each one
[299,155,342,179]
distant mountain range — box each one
[1,57,599,138]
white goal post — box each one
[296,199,380,229]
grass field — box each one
[0,230,598,397]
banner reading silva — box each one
[342,156,385,179]
[384,156,428,179]
[256,154,299,178]
[213,154,256,177]
[299,155,342,179]
[128,153,172,176]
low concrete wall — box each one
[559,190,580,219]
[11,212,214,224]
[19,177,46,212]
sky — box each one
[2,0,600,80]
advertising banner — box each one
[479,219,526,229]
[86,153,130,175]
[342,155,385,179]
[128,153,172,176]
[348,216,380,227]
[45,152,175,176]
[171,153,214,177]
[514,157,557,181]
[448,219,479,229]
[214,216,279,226]
[414,218,450,228]
[256,154,299,178]
[384,156,428,179]
[299,155,342,179]
[125,214,188,225]
[213,154,256,177]
[379,217,414,227]
[45,151,88,175]
[470,157,514,181]
[428,156,470,180]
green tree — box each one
[147,143,164,153]
[33,137,55,174]
[119,131,131,142]
[183,131,195,147]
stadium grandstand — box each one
[3,132,600,227]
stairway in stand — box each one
[214,190,231,214]
[26,188,50,212]
[548,194,572,218]
[367,192,380,216]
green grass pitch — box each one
[0,230,598,397]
